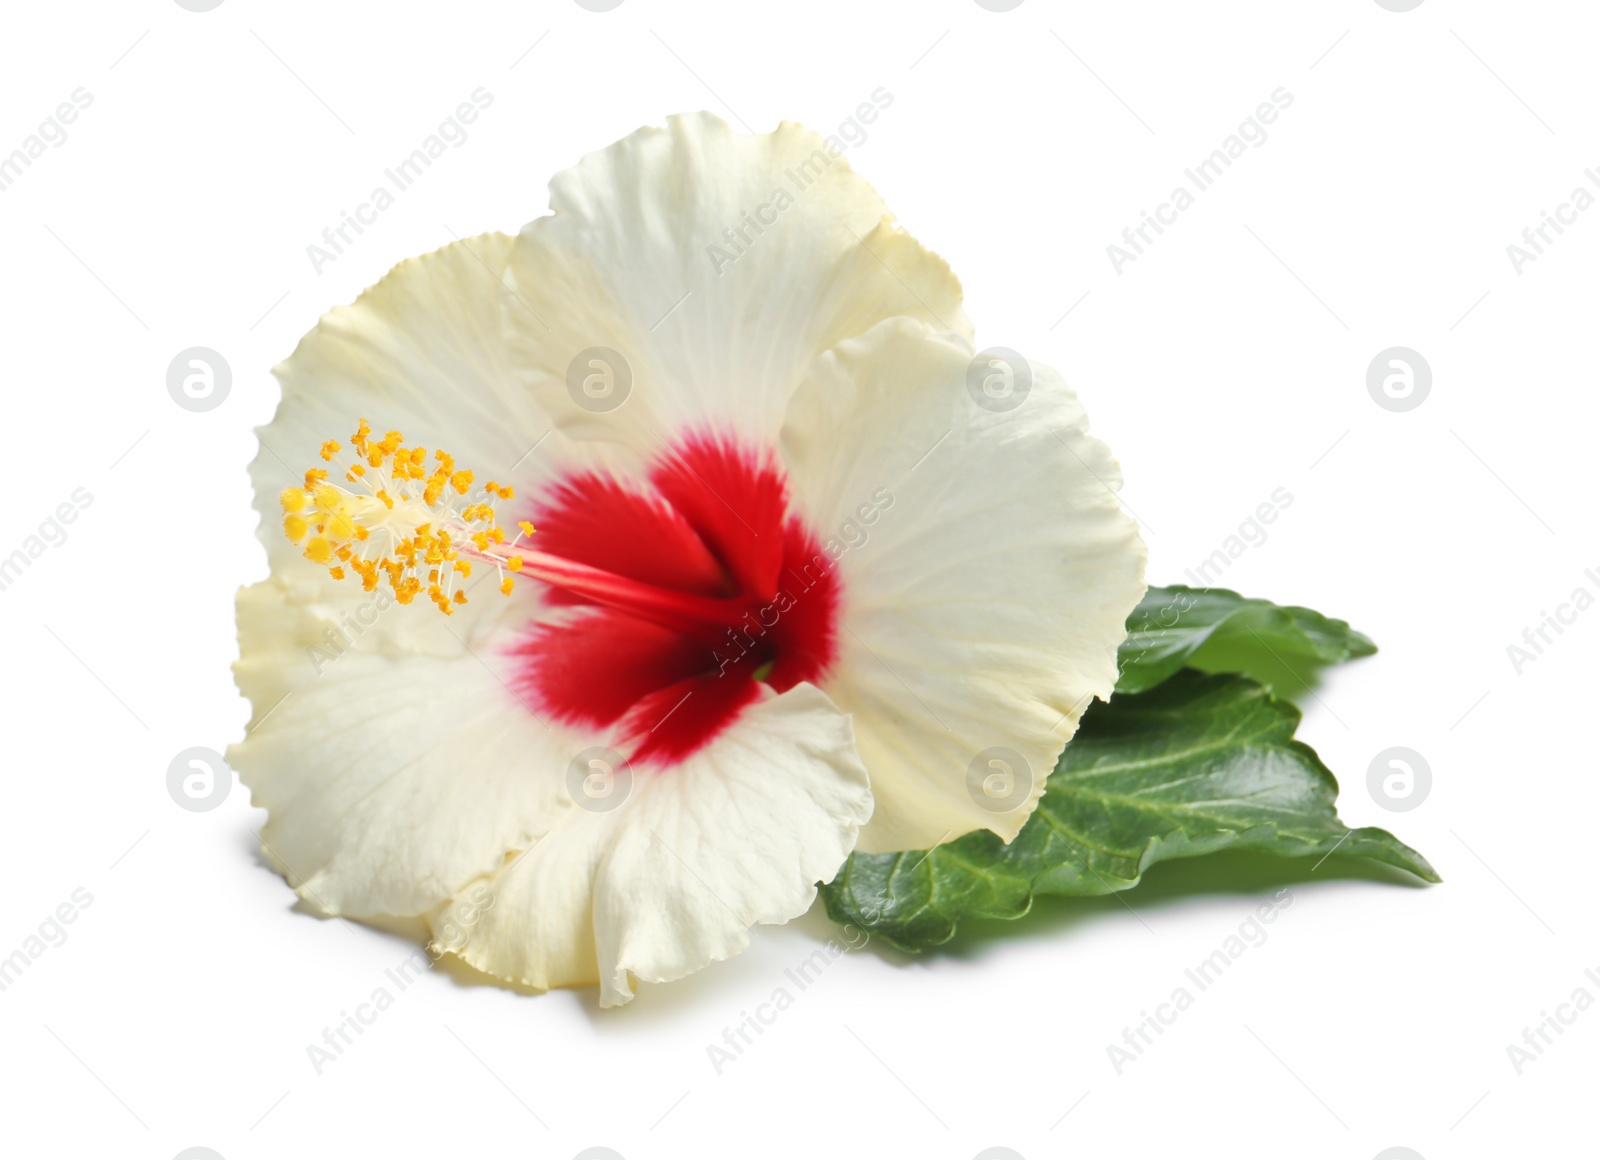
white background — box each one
[1,1,1594,1158]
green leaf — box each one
[823,672,1436,952]
[1116,585,1377,694]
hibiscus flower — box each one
[231,112,1146,1006]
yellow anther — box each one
[288,421,532,617]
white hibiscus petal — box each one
[253,232,546,577]
[430,684,872,1007]
[502,111,970,454]
[780,319,1148,852]
[229,578,570,919]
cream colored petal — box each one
[252,231,550,581]
[501,111,970,456]
[228,577,572,918]
[429,684,872,1007]
[779,319,1148,852]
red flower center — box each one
[512,434,840,765]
